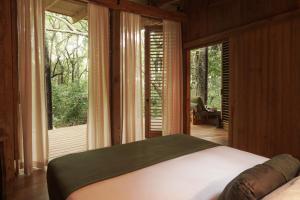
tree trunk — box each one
[72,64,75,82]
[45,42,53,130]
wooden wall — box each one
[183,0,300,43]
[230,16,300,159]
[183,0,300,159]
[0,0,18,182]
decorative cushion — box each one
[264,154,300,182]
[219,154,300,200]
[263,176,300,200]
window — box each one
[45,10,88,160]
[144,26,164,138]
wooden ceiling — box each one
[44,0,87,23]
[132,0,184,11]
[44,0,185,23]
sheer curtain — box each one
[87,3,111,149]
[120,12,144,143]
[18,0,48,174]
[162,20,183,135]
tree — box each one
[190,44,222,111]
[45,12,88,128]
[207,44,222,110]
[190,48,207,102]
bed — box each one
[47,134,269,200]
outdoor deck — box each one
[191,124,228,145]
[48,123,227,160]
[48,124,87,161]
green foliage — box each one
[45,12,88,128]
[52,81,88,127]
[190,48,206,102]
[190,44,222,111]
[207,44,222,110]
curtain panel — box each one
[87,4,111,149]
[162,20,183,135]
[18,0,48,174]
[120,12,144,143]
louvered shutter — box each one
[145,26,163,138]
[222,41,230,130]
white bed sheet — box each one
[67,146,268,200]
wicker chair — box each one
[191,97,222,128]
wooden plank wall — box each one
[230,16,300,159]
[0,0,18,182]
[183,0,300,44]
[183,0,300,158]
[110,10,122,145]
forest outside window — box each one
[44,0,89,160]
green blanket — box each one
[47,134,218,200]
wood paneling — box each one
[183,0,300,43]
[206,0,240,35]
[182,49,190,134]
[0,134,8,198]
[230,16,300,158]
[183,8,300,49]
[0,0,18,183]
[89,0,186,21]
[183,0,300,159]
[110,10,121,145]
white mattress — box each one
[67,146,268,200]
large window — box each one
[45,10,88,160]
[45,12,88,129]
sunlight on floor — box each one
[191,124,228,145]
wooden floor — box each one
[191,124,228,145]
[7,170,48,200]
[48,124,87,160]
[7,125,88,199]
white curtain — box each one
[120,12,144,143]
[18,0,48,174]
[162,20,183,135]
[87,4,111,149]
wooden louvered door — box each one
[145,26,163,138]
[221,41,230,130]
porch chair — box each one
[191,97,222,128]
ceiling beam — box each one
[88,0,186,22]
[157,0,179,7]
[72,7,87,23]
[45,0,61,9]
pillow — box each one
[218,164,286,200]
[264,154,300,182]
[219,154,300,200]
[263,176,300,200]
